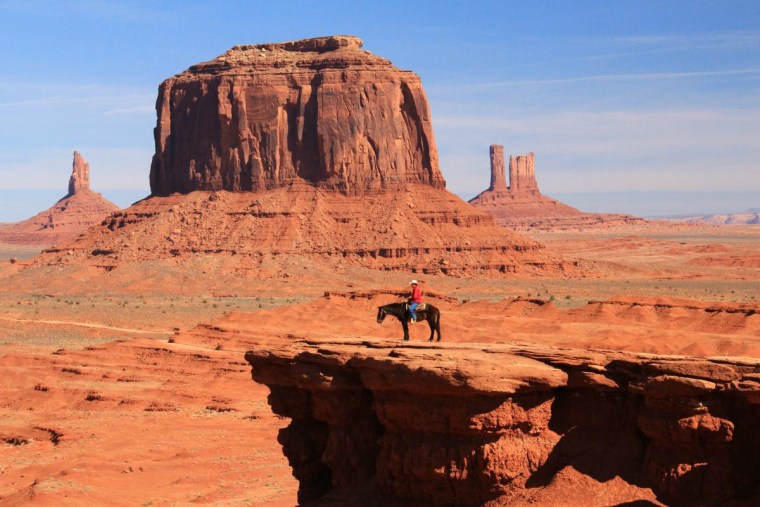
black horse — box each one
[376,302,441,342]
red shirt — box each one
[410,286,422,303]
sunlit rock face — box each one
[149,35,445,196]
[246,339,760,506]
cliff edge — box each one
[246,339,760,506]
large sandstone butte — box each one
[150,35,445,196]
[469,145,644,230]
[246,338,760,506]
[0,152,119,246]
[29,37,577,279]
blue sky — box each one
[0,0,758,220]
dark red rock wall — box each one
[149,36,445,196]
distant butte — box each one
[469,145,645,230]
[0,151,119,246]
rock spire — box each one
[508,152,538,195]
[470,146,644,229]
[488,145,507,191]
[0,151,119,245]
[68,151,91,196]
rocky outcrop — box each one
[68,151,91,196]
[33,185,576,277]
[246,339,760,506]
[470,146,645,231]
[149,35,445,196]
[0,152,119,246]
[487,145,507,192]
[508,152,538,195]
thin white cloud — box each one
[0,93,154,108]
[614,31,760,51]
[103,106,155,116]
[432,68,760,92]
[0,0,160,23]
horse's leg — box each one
[401,319,409,341]
[427,316,435,342]
[435,311,442,342]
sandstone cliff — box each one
[0,152,119,246]
[470,146,645,231]
[246,338,760,506]
[150,35,445,196]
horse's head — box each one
[376,306,387,324]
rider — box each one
[408,279,422,323]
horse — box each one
[376,302,441,342]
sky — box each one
[0,0,758,220]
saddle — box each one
[405,302,427,311]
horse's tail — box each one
[432,304,442,341]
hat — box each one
[410,280,418,285]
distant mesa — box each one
[0,151,119,246]
[675,211,760,226]
[149,34,446,196]
[469,145,644,230]
[30,36,579,278]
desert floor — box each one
[1,224,759,505]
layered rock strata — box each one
[150,35,445,196]
[469,146,645,230]
[0,152,119,245]
[33,185,573,277]
[246,339,760,506]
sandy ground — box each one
[1,224,760,505]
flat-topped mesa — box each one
[149,35,445,196]
[68,151,91,196]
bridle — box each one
[377,308,386,324]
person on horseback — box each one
[408,279,422,323]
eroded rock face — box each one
[68,151,91,196]
[508,152,538,195]
[149,35,445,196]
[246,340,760,506]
